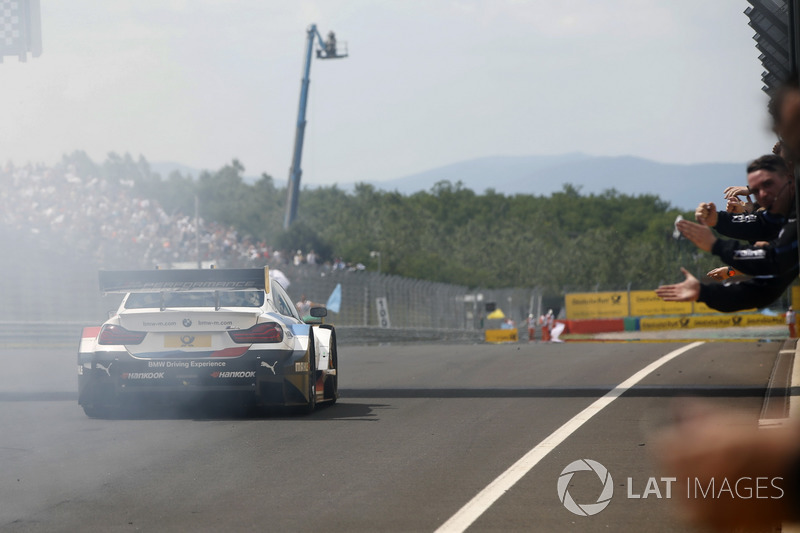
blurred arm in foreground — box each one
[654,402,800,531]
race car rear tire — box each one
[324,334,338,404]
[80,381,116,418]
[82,403,113,419]
[81,391,116,418]
[304,342,317,414]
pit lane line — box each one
[791,345,800,416]
[434,341,705,533]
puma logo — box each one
[96,362,113,377]
[261,360,278,375]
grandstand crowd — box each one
[0,161,355,271]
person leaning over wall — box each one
[655,154,797,312]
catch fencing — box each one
[267,264,537,330]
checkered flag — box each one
[0,0,41,62]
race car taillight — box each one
[228,322,283,343]
[97,324,147,345]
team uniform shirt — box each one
[713,210,786,243]
[711,210,798,278]
[698,208,798,312]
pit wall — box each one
[561,313,785,335]
[564,290,764,320]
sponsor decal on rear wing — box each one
[99,267,270,293]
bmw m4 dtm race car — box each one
[77,267,338,417]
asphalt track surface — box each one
[0,339,788,532]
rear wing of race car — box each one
[99,267,271,294]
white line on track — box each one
[435,341,705,533]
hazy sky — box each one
[0,1,779,185]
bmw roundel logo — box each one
[183,318,192,328]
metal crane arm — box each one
[283,24,347,230]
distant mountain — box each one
[366,154,745,211]
[152,154,749,211]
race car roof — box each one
[99,267,270,294]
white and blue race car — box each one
[77,268,338,417]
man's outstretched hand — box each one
[655,267,701,302]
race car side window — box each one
[271,281,301,320]
[221,290,265,307]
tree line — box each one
[60,151,718,297]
